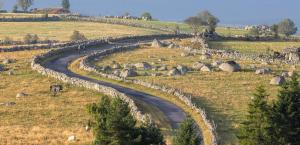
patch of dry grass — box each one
[93,44,299,144]
[0,50,104,145]
[0,21,165,42]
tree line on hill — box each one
[0,0,70,13]
[184,10,298,38]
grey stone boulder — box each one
[120,69,138,78]
[168,43,176,49]
[288,71,295,77]
[158,58,166,62]
[16,92,27,99]
[177,65,189,74]
[0,102,16,106]
[255,68,272,75]
[281,72,289,77]
[151,39,164,48]
[270,76,285,85]
[2,59,14,64]
[200,65,212,72]
[134,62,152,70]
[200,54,212,60]
[68,135,76,142]
[167,68,181,76]
[192,62,205,70]
[113,70,121,76]
[111,63,121,69]
[7,71,14,75]
[181,52,191,57]
[151,73,162,77]
[212,60,222,67]
[158,65,168,71]
[219,61,241,72]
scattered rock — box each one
[281,72,289,77]
[16,93,27,99]
[212,60,222,67]
[2,59,14,64]
[270,76,285,85]
[200,54,211,60]
[111,63,121,69]
[68,135,76,142]
[200,65,212,72]
[113,70,121,76]
[158,65,168,71]
[167,68,181,76]
[7,71,14,75]
[219,61,241,72]
[158,58,166,62]
[181,52,191,57]
[168,43,175,49]
[255,68,272,75]
[151,39,164,48]
[192,62,205,70]
[85,125,90,131]
[120,69,138,78]
[134,62,152,70]
[177,65,189,74]
[288,71,295,77]
[0,102,16,106]
[151,73,162,77]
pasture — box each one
[0,50,103,144]
[0,21,165,42]
[92,40,300,144]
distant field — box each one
[0,21,165,41]
[0,13,58,18]
[209,41,300,54]
[93,43,298,144]
[104,18,249,36]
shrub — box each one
[70,30,87,41]
[24,34,39,44]
[2,36,13,45]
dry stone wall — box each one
[80,44,218,145]
[31,34,189,125]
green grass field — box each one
[209,41,300,54]
[0,21,165,42]
[92,42,299,144]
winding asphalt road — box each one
[43,38,186,128]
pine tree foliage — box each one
[172,117,201,145]
[238,86,271,145]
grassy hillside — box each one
[92,41,299,144]
[0,21,165,42]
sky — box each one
[2,0,300,31]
